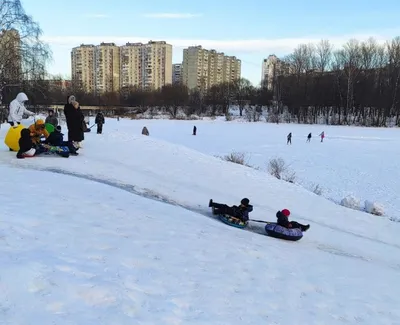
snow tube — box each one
[4,124,25,151]
[45,123,55,134]
[218,214,248,229]
[42,144,70,154]
[265,223,303,241]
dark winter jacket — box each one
[231,204,253,221]
[64,103,84,142]
[17,128,34,158]
[95,113,105,124]
[276,211,290,228]
[45,115,58,127]
[45,129,64,146]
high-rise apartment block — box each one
[94,42,120,93]
[261,55,291,91]
[182,46,241,91]
[172,63,182,84]
[72,41,172,94]
[0,29,22,82]
[120,41,172,90]
[71,44,95,93]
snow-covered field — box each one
[1,117,400,324]
[106,117,400,220]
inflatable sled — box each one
[41,144,70,158]
[218,214,248,229]
[264,223,303,241]
[45,123,55,134]
[4,124,25,151]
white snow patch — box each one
[341,195,361,211]
[365,200,385,216]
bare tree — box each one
[335,39,362,123]
[232,78,252,116]
[387,37,400,124]
[315,40,333,73]
[0,0,51,106]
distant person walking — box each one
[95,111,105,134]
[319,131,325,143]
[307,133,312,142]
[193,125,197,136]
[287,132,292,145]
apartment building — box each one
[0,29,22,82]
[72,40,172,93]
[172,63,182,84]
[120,41,172,90]
[71,44,95,93]
[261,54,291,91]
[94,42,120,94]
[182,45,241,91]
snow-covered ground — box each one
[98,117,400,220]
[1,117,400,324]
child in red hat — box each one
[276,209,310,231]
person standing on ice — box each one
[287,132,292,145]
[95,111,105,134]
[45,109,58,127]
[64,95,84,148]
[193,125,197,136]
[276,209,310,231]
[307,133,312,142]
[319,131,325,142]
[7,92,35,126]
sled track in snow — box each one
[13,165,400,267]
[15,165,265,236]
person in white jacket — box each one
[7,92,35,126]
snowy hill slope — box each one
[1,121,400,324]
[91,117,400,219]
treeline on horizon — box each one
[3,36,400,127]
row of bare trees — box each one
[275,37,400,126]
[2,78,273,118]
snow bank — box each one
[341,195,361,210]
[365,200,385,216]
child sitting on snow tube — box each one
[277,209,310,231]
[16,128,46,159]
[209,198,253,222]
[28,119,50,144]
[264,209,310,241]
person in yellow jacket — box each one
[28,119,50,144]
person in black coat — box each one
[276,209,310,231]
[63,95,84,144]
[16,128,46,158]
[209,198,253,222]
[95,111,105,134]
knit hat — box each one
[241,198,250,206]
[281,209,290,217]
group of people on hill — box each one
[287,131,325,145]
[6,92,106,158]
[209,198,310,232]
